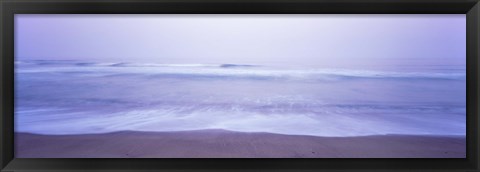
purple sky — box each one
[15,14,466,67]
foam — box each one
[15,103,466,136]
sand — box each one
[15,130,466,158]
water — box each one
[15,60,466,137]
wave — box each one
[220,64,259,68]
[15,60,466,80]
[105,63,259,68]
[15,104,466,136]
[106,62,223,68]
[66,62,259,68]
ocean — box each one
[14,60,466,137]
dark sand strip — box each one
[15,130,466,158]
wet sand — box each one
[15,130,466,158]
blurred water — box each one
[14,60,466,136]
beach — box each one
[15,130,466,158]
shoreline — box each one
[15,130,466,158]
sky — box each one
[15,14,466,67]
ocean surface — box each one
[15,60,466,137]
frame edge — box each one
[466,1,480,170]
[1,0,15,170]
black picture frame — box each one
[1,0,479,171]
